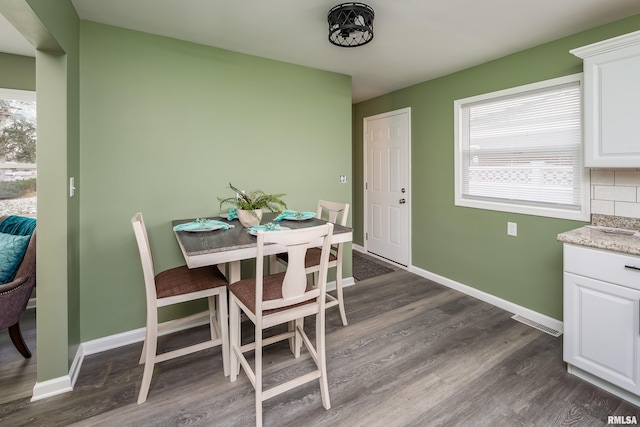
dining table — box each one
[172,212,353,283]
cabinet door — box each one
[578,36,640,167]
[564,272,640,394]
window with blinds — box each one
[454,74,590,221]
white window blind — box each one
[454,74,589,221]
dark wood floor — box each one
[2,267,640,426]
[1,306,37,407]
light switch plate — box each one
[69,177,76,197]
[507,222,517,237]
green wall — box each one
[0,52,35,90]
[353,14,640,321]
[78,22,352,341]
[25,0,80,381]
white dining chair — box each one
[131,212,229,404]
[277,200,350,325]
[229,223,334,427]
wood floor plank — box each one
[0,309,37,406]
[2,268,640,426]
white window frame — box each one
[454,74,590,221]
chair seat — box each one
[229,272,315,316]
[155,265,227,299]
[276,248,337,268]
[304,247,337,267]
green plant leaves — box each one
[218,182,287,213]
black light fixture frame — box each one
[328,3,375,48]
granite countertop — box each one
[557,214,640,256]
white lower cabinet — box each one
[563,244,640,400]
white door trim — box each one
[363,107,411,268]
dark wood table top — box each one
[173,212,352,268]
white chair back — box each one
[131,212,158,301]
[256,223,333,313]
[316,200,349,226]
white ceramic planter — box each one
[238,209,262,227]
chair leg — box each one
[218,291,230,377]
[335,263,348,326]
[294,318,304,358]
[137,321,158,404]
[8,322,31,358]
[315,266,348,325]
[138,335,147,365]
[229,297,240,381]
[316,311,331,410]
[287,320,295,354]
[208,295,219,341]
[255,325,263,427]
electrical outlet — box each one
[507,222,517,237]
[339,175,347,183]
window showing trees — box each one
[0,88,36,216]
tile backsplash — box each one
[591,169,640,219]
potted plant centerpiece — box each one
[218,182,287,227]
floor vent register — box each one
[511,315,562,337]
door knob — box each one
[399,198,406,204]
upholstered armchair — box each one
[0,215,36,358]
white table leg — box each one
[228,260,241,283]
[268,254,279,275]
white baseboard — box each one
[353,245,559,332]
[410,265,563,334]
[31,342,84,402]
[349,246,559,331]
[82,317,207,356]
[327,277,355,292]
[31,317,213,401]
[31,375,73,402]
[81,325,149,357]
[69,344,84,388]
[27,297,36,310]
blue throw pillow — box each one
[0,232,30,284]
[0,215,36,236]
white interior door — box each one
[364,108,410,267]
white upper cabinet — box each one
[571,30,640,167]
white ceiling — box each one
[3,1,640,102]
[0,12,35,57]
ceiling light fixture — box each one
[328,3,374,48]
